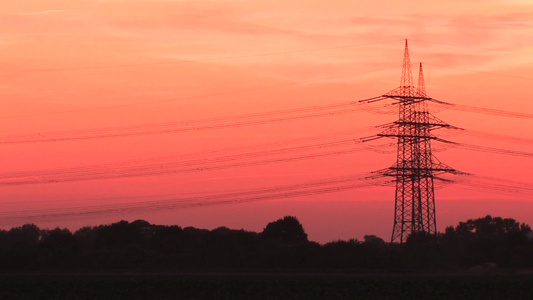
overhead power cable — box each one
[0,172,387,222]
[430,98,533,119]
[1,127,376,176]
[0,99,382,144]
[446,173,533,199]
[3,95,531,145]
[459,129,533,145]
[436,139,533,158]
[0,132,393,186]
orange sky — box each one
[1,0,532,242]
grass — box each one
[1,272,532,300]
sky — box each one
[1,0,532,243]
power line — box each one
[447,173,533,199]
[435,138,533,158]
[0,172,386,222]
[0,100,381,144]
[459,129,533,145]
[431,98,533,119]
[1,127,376,176]
[4,170,530,223]
[0,132,391,186]
[0,147,369,186]
[3,96,531,145]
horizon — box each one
[3,200,533,245]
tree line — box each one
[0,215,532,272]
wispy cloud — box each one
[18,9,74,16]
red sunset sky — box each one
[1,0,532,243]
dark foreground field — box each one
[2,272,533,300]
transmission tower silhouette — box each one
[362,40,458,243]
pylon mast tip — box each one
[400,39,413,88]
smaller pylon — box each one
[417,63,426,96]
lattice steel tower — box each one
[363,40,457,243]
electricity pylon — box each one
[362,40,457,243]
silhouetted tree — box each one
[0,215,531,272]
[151,225,186,253]
[4,224,41,269]
[359,235,387,269]
[194,227,259,268]
[261,216,308,243]
[40,227,77,268]
[322,239,363,269]
[442,215,532,267]
[90,220,151,268]
[404,231,440,270]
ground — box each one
[2,272,533,300]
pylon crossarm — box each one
[433,137,457,145]
[382,98,433,105]
[358,96,388,103]
[427,98,453,106]
[360,135,384,142]
[432,161,459,174]
[383,94,432,101]
[392,120,451,128]
[433,176,455,183]
[455,170,471,176]
[375,122,396,129]
[364,172,387,180]
[424,113,452,127]
[448,125,464,131]
[385,167,456,173]
[378,133,440,139]
[367,168,392,178]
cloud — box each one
[18,9,74,16]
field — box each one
[1,272,533,300]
